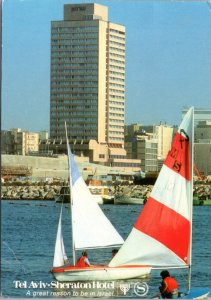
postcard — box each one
[1,0,211,299]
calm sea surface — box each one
[1,200,211,298]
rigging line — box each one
[2,241,33,275]
[178,266,189,291]
[179,129,189,149]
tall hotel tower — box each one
[50,3,128,164]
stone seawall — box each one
[1,183,152,200]
[1,184,64,200]
[1,183,211,201]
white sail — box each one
[53,206,68,267]
[68,145,124,250]
[109,107,194,268]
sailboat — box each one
[50,124,151,281]
[109,108,195,270]
[109,107,209,298]
[51,109,210,297]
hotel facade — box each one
[50,3,140,170]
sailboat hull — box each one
[181,288,210,299]
[51,265,151,282]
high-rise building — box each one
[50,3,141,170]
[50,3,125,146]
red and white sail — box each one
[109,107,194,268]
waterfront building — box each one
[157,158,165,172]
[194,121,211,176]
[125,124,154,136]
[16,131,39,156]
[49,3,141,170]
[1,130,15,154]
[195,121,211,141]
[125,123,173,171]
[50,4,125,146]
[181,108,211,175]
[125,134,158,173]
[39,137,141,171]
[194,141,211,176]
[154,124,173,160]
[182,107,211,126]
[39,130,49,141]
[1,129,39,156]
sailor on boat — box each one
[111,249,118,257]
[76,251,91,267]
[158,270,179,299]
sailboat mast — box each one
[65,122,76,266]
[188,107,194,291]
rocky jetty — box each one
[1,183,153,201]
[112,184,211,202]
[1,181,211,201]
[193,185,211,200]
[112,184,152,200]
[1,180,68,200]
[1,184,61,200]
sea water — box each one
[1,200,211,298]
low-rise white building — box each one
[1,129,39,156]
[16,131,39,155]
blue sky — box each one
[2,0,211,132]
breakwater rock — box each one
[193,185,211,200]
[1,183,211,201]
[1,184,62,200]
[1,183,154,201]
[113,184,211,200]
[112,185,152,200]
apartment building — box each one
[125,135,158,173]
[154,124,173,160]
[182,108,211,176]
[194,141,211,176]
[195,121,211,141]
[1,130,15,154]
[125,123,173,171]
[1,129,39,156]
[50,3,125,144]
[194,121,211,176]
[182,107,211,126]
[49,3,141,170]
[16,131,39,155]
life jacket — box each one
[164,276,179,293]
[76,256,89,267]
